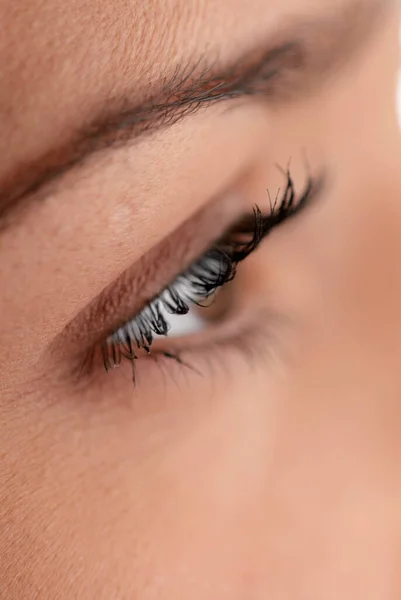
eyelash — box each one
[99,168,318,380]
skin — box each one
[1,0,401,597]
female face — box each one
[1,0,401,597]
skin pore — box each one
[1,0,401,598]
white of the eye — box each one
[111,301,205,344]
[155,256,223,338]
[158,305,205,337]
[111,255,223,344]
[156,278,207,338]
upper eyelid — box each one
[49,166,323,364]
[42,167,322,387]
[48,195,246,360]
[92,169,321,376]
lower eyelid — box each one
[154,303,279,360]
[136,305,283,393]
[74,302,283,396]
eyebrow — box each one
[0,0,387,230]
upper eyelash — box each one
[101,168,319,374]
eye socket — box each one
[96,167,321,381]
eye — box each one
[97,168,321,382]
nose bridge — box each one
[282,154,401,403]
[352,172,401,347]
[310,183,400,398]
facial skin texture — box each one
[1,0,401,598]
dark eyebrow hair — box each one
[0,0,387,231]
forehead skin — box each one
[0,0,182,174]
[0,0,361,180]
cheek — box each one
[0,365,278,599]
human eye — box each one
[66,167,320,388]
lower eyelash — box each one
[107,305,282,391]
